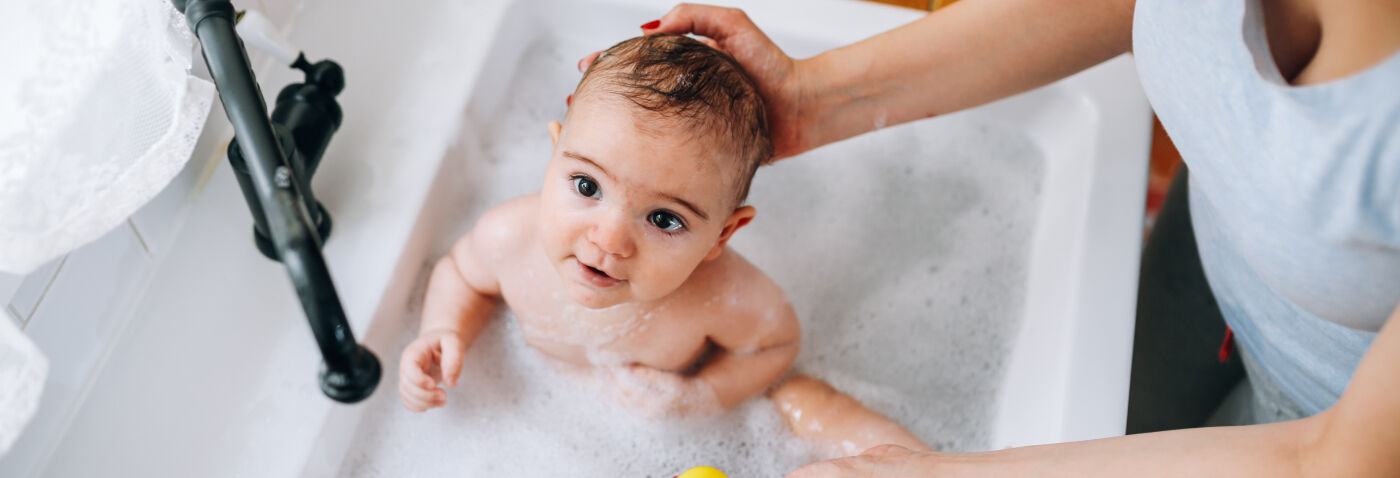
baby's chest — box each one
[510,301,711,371]
[604,318,712,371]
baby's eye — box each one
[648,210,685,232]
[572,175,600,199]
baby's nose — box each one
[587,213,635,258]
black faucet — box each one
[175,0,381,403]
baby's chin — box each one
[564,282,632,310]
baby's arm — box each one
[399,212,509,412]
[610,269,799,417]
[697,296,800,409]
[611,297,797,417]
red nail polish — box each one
[566,94,573,106]
[641,20,660,30]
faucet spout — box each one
[176,0,381,403]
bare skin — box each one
[769,376,931,458]
[586,1,1400,158]
[398,93,800,418]
[574,0,1400,476]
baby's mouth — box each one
[585,264,610,278]
[575,258,623,287]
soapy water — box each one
[341,37,1042,476]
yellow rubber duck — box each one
[676,466,728,478]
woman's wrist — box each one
[788,49,889,156]
[784,57,820,157]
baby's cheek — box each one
[638,251,705,299]
[537,210,575,256]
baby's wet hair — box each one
[575,34,772,205]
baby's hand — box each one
[607,363,721,419]
[398,329,465,412]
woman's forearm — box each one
[925,416,1319,478]
[902,308,1400,478]
[796,0,1135,150]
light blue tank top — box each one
[1133,0,1400,415]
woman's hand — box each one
[786,445,941,478]
[580,4,811,160]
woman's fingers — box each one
[784,459,859,478]
[859,444,911,456]
[642,4,806,160]
[650,4,756,44]
[784,445,929,477]
[580,4,754,71]
[577,50,603,72]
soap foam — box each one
[342,36,1043,476]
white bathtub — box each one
[14,0,1149,476]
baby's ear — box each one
[548,121,562,145]
[705,205,756,261]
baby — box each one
[398,34,800,418]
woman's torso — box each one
[1133,0,1400,415]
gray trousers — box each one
[1126,168,1303,433]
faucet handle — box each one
[290,55,345,97]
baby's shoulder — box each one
[688,249,799,346]
[469,194,541,253]
[692,249,790,317]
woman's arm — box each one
[788,303,1400,478]
[637,0,1135,158]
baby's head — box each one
[539,34,771,308]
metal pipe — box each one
[177,0,380,403]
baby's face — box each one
[539,96,752,309]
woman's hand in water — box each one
[786,445,941,478]
[579,4,810,160]
[398,328,466,412]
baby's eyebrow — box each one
[562,150,608,177]
[664,194,708,221]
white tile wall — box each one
[4,305,18,330]
[1,223,151,477]
[0,272,22,309]
[7,257,65,326]
[0,1,307,475]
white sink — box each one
[22,0,1149,476]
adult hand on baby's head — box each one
[398,329,466,412]
[577,3,809,160]
[785,445,940,478]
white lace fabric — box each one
[0,0,215,274]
